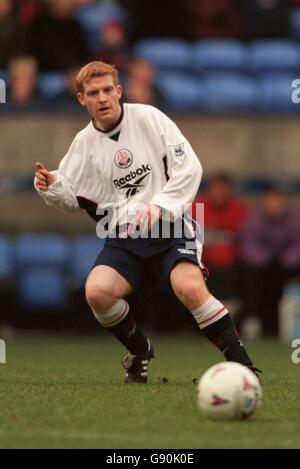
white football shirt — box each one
[35,103,202,231]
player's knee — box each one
[85,282,114,313]
[175,282,208,310]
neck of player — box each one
[94,104,122,133]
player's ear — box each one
[77,92,85,107]
[117,84,122,99]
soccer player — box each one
[34,61,260,383]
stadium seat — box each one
[0,235,13,280]
[191,40,248,73]
[249,40,300,73]
[134,39,190,71]
[256,74,299,112]
[204,73,256,112]
[38,73,67,98]
[15,234,69,270]
[234,177,275,195]
[291,8,300,39]
[71,235,105,287]
[156,73,206,112]
[19,267,68,308]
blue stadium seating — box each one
[256,74,298,112]
[156,73,206,112]
[71,235,105,287]
[15,234,69,269]
[0,236,13,281]
[249,40,300,73]
[134,39,190,71]
[38,73,67,98]
[191,40,248,73]
[19,267,67,308]
[204,73,256,112]
[15,234,69,308]
[234,177,275,195]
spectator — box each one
[123,58,165,108]
[28,0,89,71]
[94,20,130,74]
[236,0,291,40]
[4,56,45,111]
[240,186,300,336]
[192,172,248,301]
[183,0,240,40]
[0,0,26,68]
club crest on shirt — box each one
[114,149,133,169]
[170,143,185,161]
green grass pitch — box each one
[0,336,299,449]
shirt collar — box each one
[92,102,124,138]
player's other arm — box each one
[151,113,202,220]
[34,162,80,212]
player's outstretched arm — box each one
[35,162,57,191]
[34,162,80,213]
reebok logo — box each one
[113,164,151,198]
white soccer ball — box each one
[197,362,262,421]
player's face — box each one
[77,75,122,130]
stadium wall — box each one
[0,114,299,232]
[1,114,299,175]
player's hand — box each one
[35,162,57,191]
[130,204,162,234]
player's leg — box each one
[86,264,151,356]
[86,249,154,383]
[169,261,258,371]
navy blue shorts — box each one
[93,231,207,290]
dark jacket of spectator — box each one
[28,3,89,71]
[184,0,240,40]
[123,0,184,42]
[0,0,26,68]
[236,0,291,40]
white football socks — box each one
[92,299,129,327]
[191,295,228,329]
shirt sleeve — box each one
[150,111,202,220]
[34,137,81,213]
